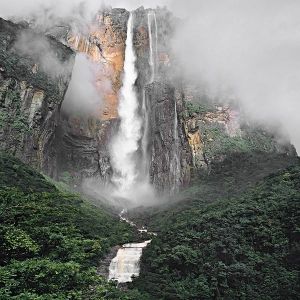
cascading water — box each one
[141,89,149,177]
[110,13,142,198]
[108,210,154,283]
[147,11,158,82]
[170,100,181,193]
[109,240,151,283]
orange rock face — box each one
[68,12,127,121]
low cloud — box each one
[169,0,300,152]
[62,53,110,116]
[13,30,73,78]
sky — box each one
[0,0,300,152]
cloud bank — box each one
[170,0,300,151]
[62,53,109,116]
[13,30,73,78]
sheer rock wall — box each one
[0,18,74,176]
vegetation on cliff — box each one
[0,153,135,299]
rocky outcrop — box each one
[131,8,192,192]
[55,116,118,185]
[180,87,297,173]
[0,18,74,175]
[68,8,129,120]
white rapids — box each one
[108,240,151,283]
[108,210,154,283]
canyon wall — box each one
[0,18,74,176]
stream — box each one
[108,210,154,283]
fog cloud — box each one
[169,0,300,152]
[13,30,73,78]
[62,53,110,116]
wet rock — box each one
[146,82,192,193]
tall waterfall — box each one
[141,11,158,177]
[147,11,158,82]
[110,13,142,197]
[170,100,181,193]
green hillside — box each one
[130,154,300,299]
[0,153,134,299]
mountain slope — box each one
[0,152,135,299]
[130,154,300,299]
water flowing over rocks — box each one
[108,240,151,283]
[107,210,153,283]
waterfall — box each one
[170,100,181,193]
[110,13,142,197]
[141,10,158,177]
[109,240,151,283]
[147,11,158,82]
[141,89,149,177]
[108,210,154,283]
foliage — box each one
[0,153,55,192]
[0,87,31,150]
[60,171,73,185]
[185,99,215,117]
[200,123,277,162]
[0,153,134,299]
[130,160,300,299]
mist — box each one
[13,30,73,78]
[168,0,300,153]
[62,53,109,116]
[82,177,158,209]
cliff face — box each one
[131,8,193,193]
[146,82,192,193]
[52,9,129,185]
[52,7,193,192]
[68,9,129,120]
[180,87,297,173]
[0,18,74,175]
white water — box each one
[147,11,158,82]
[170,100,181,193]
[110,13,142,197]
[108,210,153,283]
[107,13,160,274]
[108,240,151,283]
[141,89,149,178]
